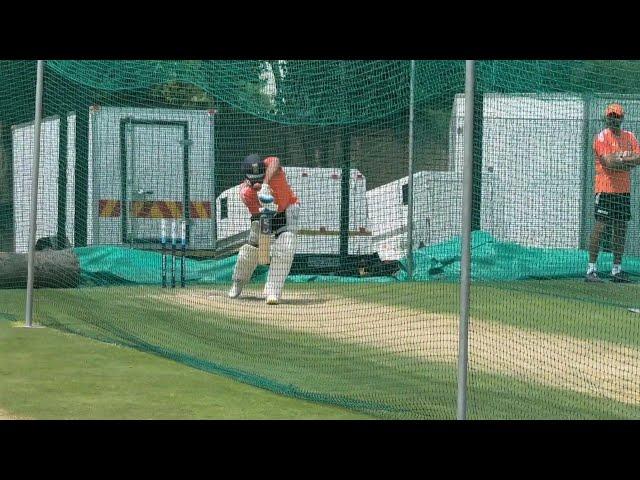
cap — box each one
[605,103,624,118]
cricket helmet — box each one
[241,154,265,184]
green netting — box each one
[46,60,464,125]
[2,60,640,419]
[76,231,640,287]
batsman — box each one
[228,154,300,304]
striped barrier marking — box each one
[98,200,121,218]
[98,200,211,219]
[190,201,211,219]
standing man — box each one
[228,154,300,304]
[586,103,640,283]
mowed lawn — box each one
[1,278,639,419]
[0,319,370,420]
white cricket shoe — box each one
[266,295,279,305]
[228,281,243,298]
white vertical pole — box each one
[406,60,416,279]
[457,60,475,420]
[25,60,45,328]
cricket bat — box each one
[258,214,272,265]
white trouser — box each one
[234,204,299,295]
[264,204,299,298]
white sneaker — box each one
[266,295,279,305]
[228,281,243,298]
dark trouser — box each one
[589,193,631,265]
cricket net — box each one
[1,60,640,418]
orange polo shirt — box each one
[239,156,299,216]
[593,128,640,193]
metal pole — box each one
[25,60,45,327]
[210,109,217,251]
[339,126,350,264]
[457,60,475,420]
[406,60,416,279]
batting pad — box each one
[264,232,297,299]
[248,220,261,247]
[232,244,259,283]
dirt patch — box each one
[156,287,640,406]
[0,408,26,420]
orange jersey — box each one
[593,128,640,193]
[239,156,299,216]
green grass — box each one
[0,320,371,419]
[0,288,456,419]
[1,281,640,419]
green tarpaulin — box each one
[76,231,640,287]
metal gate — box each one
[120,119,190,245]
